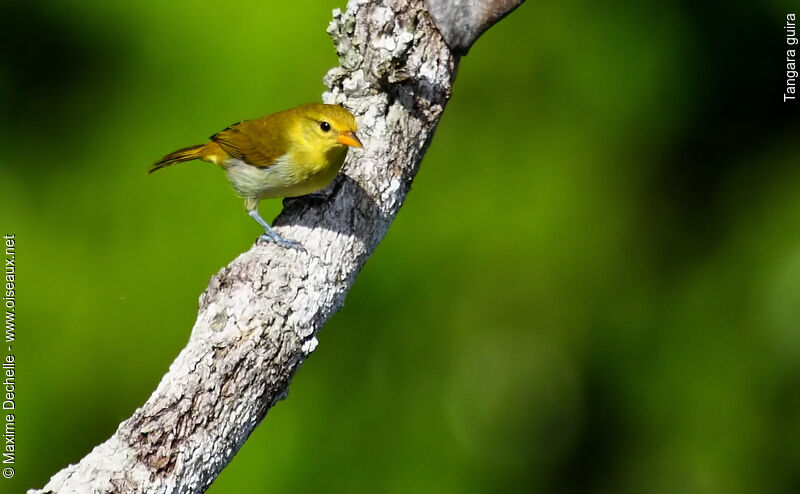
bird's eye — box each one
[319,121,331,132]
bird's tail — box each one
[149,144,207,174]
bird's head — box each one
[296,103,362,156]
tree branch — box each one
[31,0,522,492]
[425,0,526,54]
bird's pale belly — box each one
[224,155,343,199]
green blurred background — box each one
[2,0,799,492]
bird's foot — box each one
[257,231,305,251]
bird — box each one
[149,103,362,248]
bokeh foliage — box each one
[1,0,799,492]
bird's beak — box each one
[338,131,363,148]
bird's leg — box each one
[245,198,303,249]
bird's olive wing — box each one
[210,117,287,168]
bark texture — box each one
[31,0,521,492]
[425,0,526,54]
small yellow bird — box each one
[150,103,362,247]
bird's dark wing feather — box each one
[210,115,288,168]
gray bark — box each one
[425,0,526,54]
[30,0,522,492]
